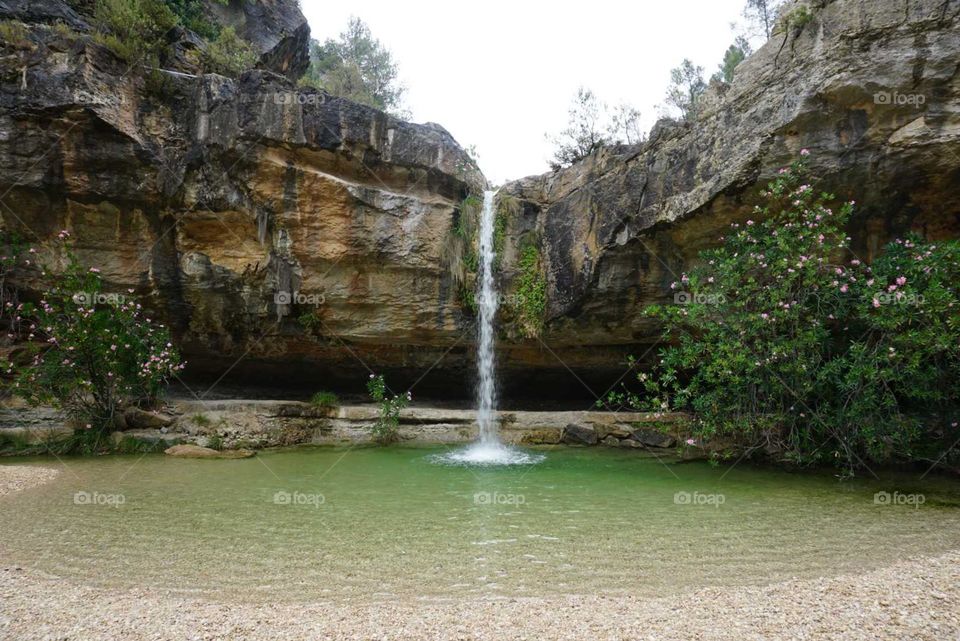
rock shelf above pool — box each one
[0,401,692,452]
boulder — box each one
[164,444,255,459]
[629,429,676,448]
[123,408,175,430]
[561,424,598,446]
[600,435,621,447]
[208,0,310,79]
[594,423,632,439]
[519,428,563,445]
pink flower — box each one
[685,438,696,446]
[840,284,848,293]
[800,149,810,156]
[872,298,881,308]
[896,276,907,286]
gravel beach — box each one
[1,464,958,641]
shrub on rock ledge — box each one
[366,374,409,444]
[10,235,184,440]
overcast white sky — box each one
[300,0,754,184]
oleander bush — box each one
[606,152,960,472]
[9,233,184,438]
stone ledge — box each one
[1,402,692,450]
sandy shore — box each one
[0,464,59,498]
[1,464,958,641]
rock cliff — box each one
[0,0,958,399]
[497,0,960,395]
[0,0,486,395]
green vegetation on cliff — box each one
[93,0,178,63]
[91,0,253,78]
[515,242,548,338]
[310,390,339,409]
[442,194,482,312]
[164,0,223,39]
[200,26,257,76]
[300,17,405,115]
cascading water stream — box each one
[434,190,543,466]
[475,189,499,447]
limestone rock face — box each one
[1,0,958,399]
[497,0,960,389]
[0,10,486,395]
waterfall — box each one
[475,190,499,446]
[432,190,543,466]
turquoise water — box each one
[2,446,959,603]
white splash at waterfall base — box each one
[434,191,543,466]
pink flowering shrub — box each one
[10,238,184,436]
[607,154,960,471]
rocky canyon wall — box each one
[0,0,958,400]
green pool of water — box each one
[2,446,960,603]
